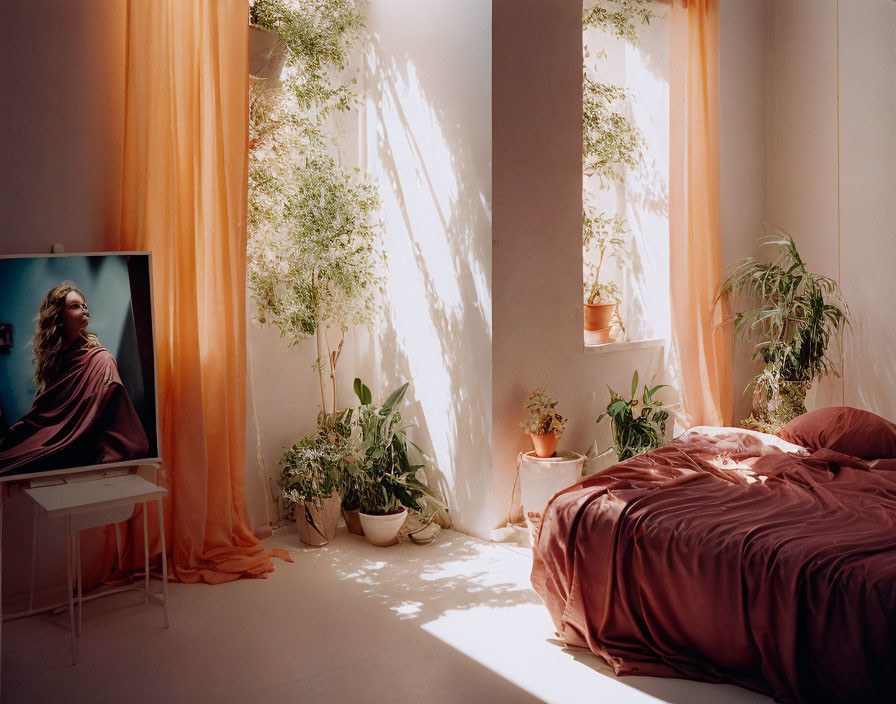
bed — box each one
[531,409,896,704]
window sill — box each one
[583,337,665,356]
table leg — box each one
[29,504,38,612]
[114,522,124,574]
[1,486,4,695]
[76,532,82,637]
[64,516,77,665]
[142,502,149,604]
[157,498,169,628]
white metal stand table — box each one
[22,474,170,664]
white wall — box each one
[492,0,669,535]
[354,0,494,536]
[764,0,842,410]
[0,1,127,603]
[719,0,768,422]
[837,0,896,419]
[721,0,896,423]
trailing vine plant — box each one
[247,0,385,421]
[582,0,656,333]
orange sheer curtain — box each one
[669,0,733,428]
[100,0,289,583]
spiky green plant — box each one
[347,379,445,518]
[719,227,849,429]
[720,228,849,387]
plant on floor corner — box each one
[520,389,567,458]
[281,426,354,547]
[596,371,668,461]
[347,378,446,546]
[248,0,388,527]
[718,227,849,432]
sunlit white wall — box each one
[349,0,494,536]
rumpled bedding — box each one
[531,427,896,703]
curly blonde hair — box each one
[32,281,99,393]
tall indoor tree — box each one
[247,0,385,420]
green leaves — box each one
[596,371,669,461]
[583,0,657,43]
[351,378,446,518]
[382,382,409,411]
[718,227,849,399]
[582,75,645,182]
[353,377,372,406]
[248,0,386,380]
[582,209,627,305]
[581,3,653,325]
[520,388,568,437]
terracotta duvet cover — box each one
[531,427,896,704]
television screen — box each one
[0,253,160,477]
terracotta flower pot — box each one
[584,302,615,332]
[341,508,365,536]
[359,507,408,547]
[529,432,559,458]
[297,493,341,547]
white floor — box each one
[3,526,773,704]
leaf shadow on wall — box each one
[356,30,492,535]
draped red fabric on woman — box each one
[0,343,149,476]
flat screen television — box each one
[0,253,160,479]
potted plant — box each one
[596,371,669,461]
[349,379,445,546]
[581,4,654,345]
[520,388,567,458]
[583,208,627,343]
[280,431,348,547]
[718,227,849,432]
[317,408,365,536]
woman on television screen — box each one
[0,282,149,475]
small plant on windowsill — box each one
[581,1,655,345]
[520,388,567,458]
[583,207,628,342]
[596,371,669,462]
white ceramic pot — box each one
[519,450,585,545]
[359,507,408,547]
